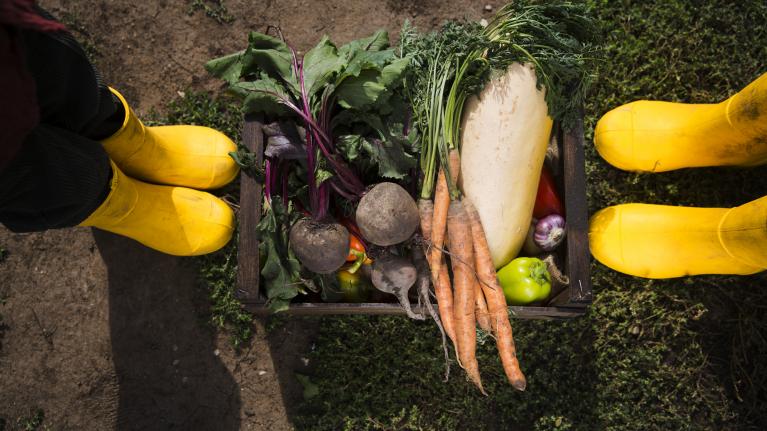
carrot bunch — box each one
[421,149,526,394]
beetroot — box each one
[289,218,349,274]
[356,182,419,246]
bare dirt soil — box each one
[0,1,500,430]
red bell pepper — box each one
[533,165,564,219]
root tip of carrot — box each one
[512,379,527,392]
[472,379,487,396]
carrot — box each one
[428,149,462,288]
[465,199,527,391]
[475,279,492,333]
[418,198,457,349]
[447,149,461,186]
[447,199,485,394]
[428,168,450,284]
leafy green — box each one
[336,134,415,180]
[362,137,416,180]
[203,50,244,84]
[315,166,334,186]
[334,57,410,109]
[228,145,264,181]
[302,36,344,96]
[231,78,292,116]
[207,29,416,185]
[241,31,295,85]
[256,200,304,312]
[484,1,599,129]
[338,29,390,55]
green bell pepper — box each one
[497,257,552,305]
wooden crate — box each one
[237,114,592,319]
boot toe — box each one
[194,194,236,255]
[208,129,240,189]
[174,188,235,256]
[589,205,649,278]
[182,126,239,190]
[594,105,641,171]
[589,204,681,278]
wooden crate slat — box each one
[243,302,585,319]
[236,114,264,302]
[552,113,592,307]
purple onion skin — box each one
[534,214,566,251]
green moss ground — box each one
[187,1,767,429]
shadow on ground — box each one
[262,315,322,421]
[94,230,242,430]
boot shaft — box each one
[719,194,767,269]
[723,72,767,166]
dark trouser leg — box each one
[20,26,123,138]
[0,125,111,232]
[0,13,124,232]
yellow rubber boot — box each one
[102,88,239,189]
[589,196,767,279]
[79,161,235,256]
[594,72,767,172]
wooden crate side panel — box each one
[242,302,585,320]
[551,115,592,307]
[236,115,264,302]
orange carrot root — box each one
[465,199,527,391]
[447,199,485,394]
[418,198,457,349]
[429,150,461,293]
[428,168,450,284]
[447,149,461,186]
[436,262,456,346]
[475,279,492,333]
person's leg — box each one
[20,23,238,190]
[0,125,235,256]
[22,7,238,191]
[0,20,119,232]
[0,10,236,255]
[0,125,110,231]
[20,27,123,140]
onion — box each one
[534,214,566,251]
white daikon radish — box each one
[460,63,553,268]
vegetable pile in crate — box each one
[207,1,597,393]
[206,28,419,310]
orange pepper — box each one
[345,234,372,273]
[345,235,366,261]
